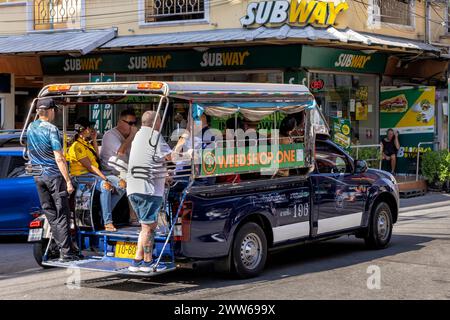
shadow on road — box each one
[79,233,435,297]
[0,235,27,243]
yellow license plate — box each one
[115,241,137,259]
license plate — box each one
[28,228,43,242]
[115,241,137,259]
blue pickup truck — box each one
[27,81,399,278]
[0,147,40,236]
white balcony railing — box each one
[33,0,81,30]
[145,0,205,23]
[373,0,414,26]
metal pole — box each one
[63,105,67,156]
[416,143,421,181]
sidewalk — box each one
[396,192,450,239]
[400,192,450,212]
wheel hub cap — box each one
[377,211,390,241]
[240,233,262,270]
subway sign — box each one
[41,45,302,74]
[301,46,387,73]
[240,0,349,27]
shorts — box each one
[128,194,163,224]
[383,151,396,157]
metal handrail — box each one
[416,141,440,181]
[350,144,382,170]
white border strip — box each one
[318,212,363,234]
[273,221,309,243]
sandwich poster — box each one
[380,86,435,134]
[380,86,436,173]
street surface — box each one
[1,193,450,300]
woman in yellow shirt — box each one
[68,117,125,232]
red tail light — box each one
[174,201,193,242]
[29,220,43,228]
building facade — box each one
[0,0,449,171]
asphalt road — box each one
[1,193,450,300]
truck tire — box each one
[231,222,267,278]
[364,202,393,249]
[33,239,56,268]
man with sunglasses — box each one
[100,109,139,224]
[100,109,137,174]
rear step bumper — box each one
[42,256,176,277]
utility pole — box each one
[425,0,431,44]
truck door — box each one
[270,179,311,244]
[312,140,366,236]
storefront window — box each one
[310,72,379,147]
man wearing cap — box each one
[27,98,79,262]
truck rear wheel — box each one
[231,222,267,278]
[33,239,57,268]
[364,202,393,249]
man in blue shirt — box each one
[27,98,79,262]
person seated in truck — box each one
[273,116,297,178]
[381,128,400,175]
[67,117,126,232]
[173,113,216,185]
[291,111,305,142]
[100,108,139,225]
[216,116,244,184]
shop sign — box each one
[301,46,387,74]
[90,75,115,134]
[331,117,351,149]
[201,143,305,176]
[41,45,302,75]
[309,79,324,91]
[380,86,436,173]
[240,0,349,27]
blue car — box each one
[0,147,41,236]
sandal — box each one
[104,224,117,232]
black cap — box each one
[36,98,58,110]
[74,117,95,132]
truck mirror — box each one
[354,159,368,174]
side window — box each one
[7,156,26,178]
[315,142,351,174]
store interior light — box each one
[361,49,377,55]
[193,47,209,52]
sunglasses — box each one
[122,120,137,126]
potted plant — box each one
[421,150,450,192]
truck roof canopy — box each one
[38,81,314,102]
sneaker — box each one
[58,253,80,263]
[128,259,143,272]
[139,260,155,273]
[154,263,168,272]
